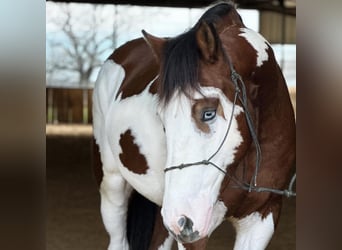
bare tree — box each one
[46,3,171,87]
[46,3,117,87]
[46,3,174,123]
[46,3,119,123]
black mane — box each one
[158,2,235,104]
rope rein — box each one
[163,56,296,198]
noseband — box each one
[163,53,296,198]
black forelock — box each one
[158,1,235,104]
[159,29,200,104]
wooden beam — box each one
[47,0,295,16]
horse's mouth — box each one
[169,228,201,244]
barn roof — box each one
[46,0,296,16]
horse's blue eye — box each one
[201,109,217,122]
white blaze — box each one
[160,87,243,238]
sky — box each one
[46,2,295,87]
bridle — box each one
[163,52,296,198]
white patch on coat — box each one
[93,60,166,205]
[100,174,132,250]
[229,212,274,250]
[93,60,133,250]
[177,242,186,250]
[106,76,166,205]
[160,87,243,238]
[93,60,166,249]
[208,201,228,236]
[93,60,125,171]
[239,28,270,67]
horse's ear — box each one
[142,30,166,62]
[196,21,219,63]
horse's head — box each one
[143,4,251,244]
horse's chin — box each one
[176,233,211,247]
[180,236,209,247]
[174,230,201,244]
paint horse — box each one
[92,2,295,250]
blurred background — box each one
[46,0,296,125]
[46,1,296,249]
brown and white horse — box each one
[92,2,295,250]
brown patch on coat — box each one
[191,98,225,133]
[92,138,103,187]
[217,111,252,213]
[119,129,149,175]
[197,20,295,221]
[217,46,294,221]
[107,38,159,100]
[257,194,282,224]
[148,77,159,95]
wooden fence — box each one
[46,87,296,124]
[46,88,93,124]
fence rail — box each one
[46,88,93,124]
[46,87,296,125]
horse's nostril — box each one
[178,216,194,235]
[178,216,186,228]
[168,216,200,243]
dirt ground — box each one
[47,133,295,250]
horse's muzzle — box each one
[168,216,201,243]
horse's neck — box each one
[216,11,245,33]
